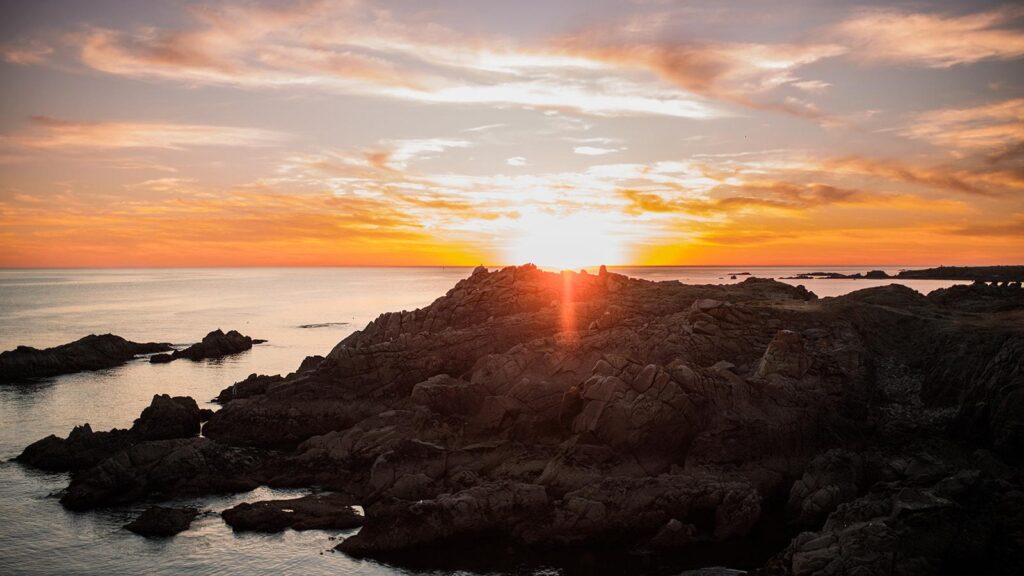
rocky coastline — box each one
[13,265,1024,574]
[0,334,171,383]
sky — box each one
[0,0,1022,268]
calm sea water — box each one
[0,267,964,575]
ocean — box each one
[0,266,965,575]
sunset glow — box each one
[1,1,1022,267]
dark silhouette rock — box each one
[222,493,363,532]
[131,394,202,440]
[0,334,171,382]
[21,265,1024,574]
[17,424,134,471]
[124,506,199,537]
[18,394,205,472]
[149,329,255,364]
[60,437,261,510]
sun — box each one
[505,210,627,270]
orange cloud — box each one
[2,116,287,151]
[831,7,1024,67]
[901,98,1024,156]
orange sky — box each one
[1,1,1022,268]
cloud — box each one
[2,116,287,151]
[901,98,1024,155]
[506,156,526,166]
[574,146,619,156]
[555,36,844,119]
[1,40,54,65]
[66,1,722,119]
[831,8,1024,67]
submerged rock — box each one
[0,334,171,382]
[124,506,199,537]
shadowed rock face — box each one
[17,266,1024,573]
[0,334,171,383]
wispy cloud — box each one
[901,98,1024,155]
[831,7,1024,67]
[2,116,287,151]
[1,40,54,65]
[574,146,620,156]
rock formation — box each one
[16,265,1024,573]
[149,329,257,363]
[124,506,199,537]
[221,493,363,532]
[0,334,171,383]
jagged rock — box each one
[0,334,171,382]
[17,424,133,471]
[214,373,284,404]
[222,492,363,532]
[410,374,485,416]
[22,265,1024,573]
[150,329,256,364]
[756,330,809,379]
[60,437,261,510]
[18,394,205,471]
[131,394,202,440]
[124,506,199,536]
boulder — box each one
[124,506,199,537]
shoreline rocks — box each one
[0,334,171,383]
[16,265,1024,572]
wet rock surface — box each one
[17,265,1024,574]
[149,329,257,363]
[124,506,199,537]
[222,493,363,532]
[0,334,171,383]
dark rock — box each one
[1,334,171,382]
[60,437,261,510]
[17,424,133,471]
[124,506,199,536]
[23,265,1024,574]
[222,493,363,532]
[18,394,205,472]
[149,329,255,364]
[131,394,202,440]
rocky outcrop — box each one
[18,394,206,472]
[150,329,256,363]
[61,437,261,510]
[16,424,134,471]
[0,334,171,382]
[19,265,1024,573]
[221,493,363,532]
[131,394,203,440]
[124,506,199,536]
